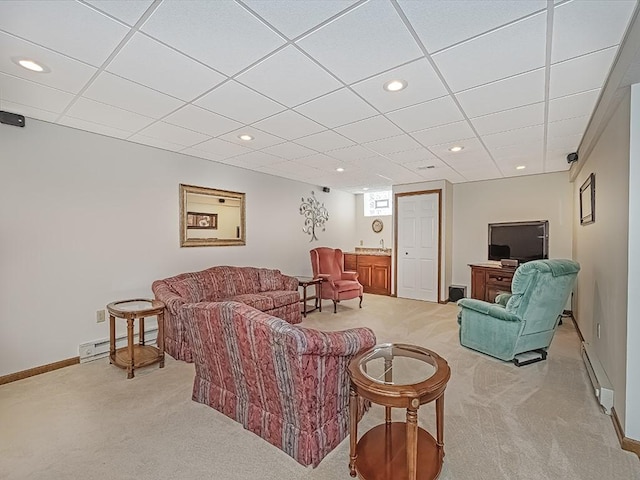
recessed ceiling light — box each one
[383,79,407,92]
[336,167,345,172]
[362,187,369,191]
[516,165,526,170]
[238,134,253,141]
[449,146,464,152]
[13,58,49,73]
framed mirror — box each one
[180,184,246,247]
[579,173,595,226]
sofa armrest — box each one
[341,271,358,281]
[295,326,376,357]
[151,280,186,314]
[281,274,300,291]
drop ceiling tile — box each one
[195,81,285,124]
[549,47,618,99]
[455,68,545,118]
[163,105,242,137]
[128,133,185,152]
[3,100,60,123]
[334,115,403,143]
[262,142,317,160]
[500,164,544,178]
[547,133,582,151]
[243,0,356,39]
[551,0,636,64]
[83,72,184,119]
[0,72,74,113]
[295,153,347,172]
[65,97,154,131]
[0,32,97,93]
[545,149,574,172]
[0,0,129,66]
[85,0,153,25]
[297,0,423,84]
[282,160,325,178]
[218,127,284,150]
[490,141,544,161]
[58,115,133,139]
[107,33,226,101]
[547,116,590,139]
[141,0,285,76]
[136,121,211,147]
[432,12,546,92]
[193,138,252,157]
[386,96,463,133]
[236,45,341,107]
[548,89,600,123]
[411,121,476,147]
[402,157,448,172]
[295,88,378,128]
[351,59,448,113]
[293,130,354,152]
[363,134,422,155]
[253,110,325,140]
[227,150,283,168]
[459,165,504,182]
[471,102,544,135]
[385,148,439,165]
[398,0,546,53]
[326,145,379,162]
[428,137,488,160]
[483,124,544,149]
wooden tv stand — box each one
[469,263,516,302]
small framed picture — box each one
[580,173,595,225]
[186,212,218,229]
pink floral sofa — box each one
[182,301,377,467]
[152,266,301,362]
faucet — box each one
[380,239,385,250]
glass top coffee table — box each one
[348,343,451,480]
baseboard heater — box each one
[78,328,158,363]
[581,342,614,415]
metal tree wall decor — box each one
[299,191,329,242]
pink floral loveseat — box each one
[182,301,377,467]
[152,266,301,362]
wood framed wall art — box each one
[580,173,595,225]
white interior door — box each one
[397,193,439,302]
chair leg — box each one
[333,300,337,313]
[359,295,363,308]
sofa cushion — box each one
[230,293,275,311]
[258,268,283,291]
[259,290,300,309]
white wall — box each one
[573,90,631,431]
[627,84,640,439]
[0,119,356,376]
[452,172,573,292]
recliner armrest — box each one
[494,293,512,307]
[457,298,520,322]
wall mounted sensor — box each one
[0,111,25,127]
[567,152,579,163]
[321,186,330,193]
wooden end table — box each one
[296,277,323,318]
[106,299,165,379]
[348,343,451,480]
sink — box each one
[355,247,392,256]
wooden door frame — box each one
[394,189,443,302]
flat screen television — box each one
[488,220,549,263]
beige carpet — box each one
[1,295,638,479]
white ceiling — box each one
[0,0,638,193]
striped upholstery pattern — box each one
[183,301,377,467]
[152,266,301,362]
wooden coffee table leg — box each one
[436,393,445,457]
[349,386,358,477]
[406,403,419,480]
[158,311,165,368]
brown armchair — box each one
[310,247,363,313]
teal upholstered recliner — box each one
[457,259,580,364]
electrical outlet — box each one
[96,309,106,323]
[597,323,601,339]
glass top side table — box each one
[106,298,165,379]
[348,343,451,480]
